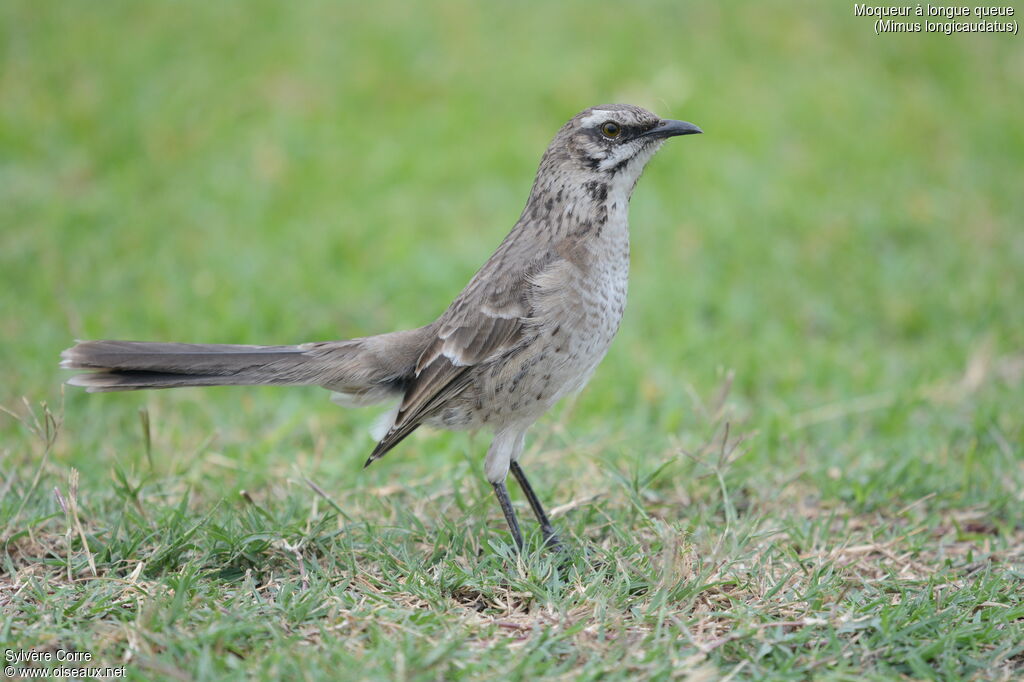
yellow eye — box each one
[600,121,621,138]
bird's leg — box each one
[491,481,524,551]
[510,461,562,550]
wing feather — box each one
[364,225,572,465]
[365,251,562,463]
[365,313,523,463]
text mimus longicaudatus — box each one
[62,103,702,551]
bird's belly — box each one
[543,265,629,398]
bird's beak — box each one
[642,119,703,139]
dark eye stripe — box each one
[589,123,643,139]
[594,124,651,141]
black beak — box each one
[642,119,703,139]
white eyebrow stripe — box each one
[578,110,618,128]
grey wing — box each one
[364,256,551,464]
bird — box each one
[61,103,702,551]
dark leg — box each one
[491,481,524,551]
[510,461,562,550]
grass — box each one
[2,0,1023,679]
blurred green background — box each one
[3,0,1023,677]
[3,0,1020,494]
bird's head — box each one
[540,103,702,192]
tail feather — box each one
[66,370,262,391]
[61,340,308,372]
[61,328,433,397]
[61,340,325,392]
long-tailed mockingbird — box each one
[62,103,702,551]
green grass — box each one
[2,0,1023,679]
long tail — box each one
[61,341,321,391]
[61,328,431,398]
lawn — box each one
[2,1,1022,679]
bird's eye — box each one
[600,121,621,139]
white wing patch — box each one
[440,346,471,366]
[480,304,523,319]
[369,401,402,441]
